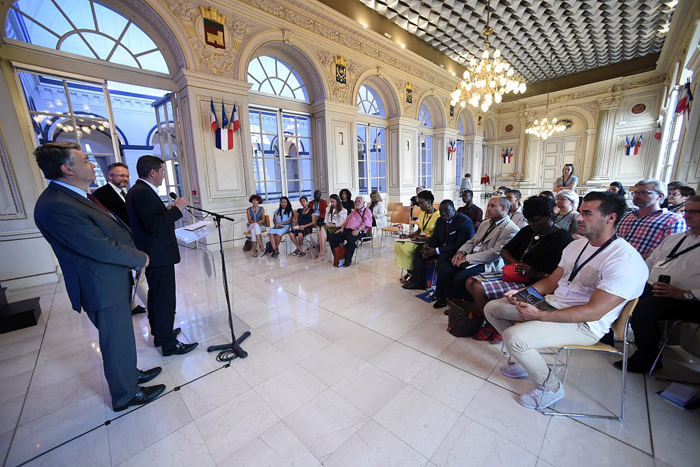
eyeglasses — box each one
[634,190,660,196]
[555,197,570,202]
[667,193,681,197]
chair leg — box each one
[649,320,681,380]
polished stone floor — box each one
[1,238,698,467]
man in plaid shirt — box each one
[617,178,686,258]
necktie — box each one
[87,193,108,212]
[120,189,126,200]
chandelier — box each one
[450,0,526,113]
[525,53,566,140]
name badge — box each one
[473,245,482,252]
[653,260,669,270]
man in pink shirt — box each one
[329,195,373,266]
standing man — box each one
[616,179,686,259]
[93,162,147,315]
[33,142,164,412]
[506,189,528,228]
[328,196,373,267]
[457,189,483,231]
[126,156,198,356]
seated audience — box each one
[339,188,354,214]
[467,196,574,343]
[617,178,686,258]
[309,190,327,225]
[246,194,266,257]
[289,196,317,256]
[267,196,293,258]
[316,194,347,262]
[553,163,578,193]
[433,196,519,309]
[458,189,483,231]
[554,189,579,236]
[614,195,700,373]
[506,189,527,228]
[661,180,688,209]
[485,191,647,410]
[539,190,557,214]
[403,200,474,290]
[369,190,387,228]
[329,196,372,267]
[494,186,509,197]
[608,181,627,199]
[667,185,696,214]
[410,186,422,220]
[395,190,440,281]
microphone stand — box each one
[175,196,250,360]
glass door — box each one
[152,93,185,200]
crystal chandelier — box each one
[525,53,566,140]
[450,0,527,113]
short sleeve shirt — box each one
[616,209,687,256]
[555,175,578,189]
[546,238,648,337]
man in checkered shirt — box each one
[616,179,686,259]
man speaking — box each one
[33,142,164,412]
[126,156,198,356]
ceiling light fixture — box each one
[525,52,566,140]
[450,0,526,113]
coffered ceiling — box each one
[355,0,677,84]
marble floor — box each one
[1,238,699,467]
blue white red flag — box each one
[215,128,234,151]
[624,136,631,155]
[654,123,662,141]
[221,102,228,128]
[634,135,643,155]
[210,99,218,131]
[676,80,693,115]
[231,104,240,133]
[447,140,456,160]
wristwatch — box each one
[683,290,695,300]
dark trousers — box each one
[145,265,177,351]
[629,284,700,364]
[435,262,485,300]
[329,229,362,263]
[412,252,445,288]
[85,301,138,408]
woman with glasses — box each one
[553,164,578,193]
[395,190,440,282]
[466,196,574,343]
[554,189,579,236]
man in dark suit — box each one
[404,200,475,298]
[92,162,147,316]
[126,155,198,356]
[33,142,164,412]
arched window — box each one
[419,103,433,128]
[357,84,386,117]
[247,56,309,101]
[4,0,169,74]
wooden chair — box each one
[537,298,639,420]
[244,215,270,251]
[380,207,409,252]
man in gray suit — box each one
[33,142,164,412]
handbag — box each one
[333,244,347,267]
[502,263,530,284]
[446,299,483,337]
[243,237,253,252]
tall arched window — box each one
[247,56,309,102]
[248,54,313,203]
[418,103,433,188]
[4,0,169,74]
[357,84,386,117]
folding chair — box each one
[537,298,639,420]
[649,318,700,382]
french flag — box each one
[210,99,218,131]
[624,136,631,156]
[231,104,240,133]
[676,80,693,115]
[216,127,234,151]
[654,123,661,141]
[634,135,642,155]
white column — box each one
[589,96,621,184]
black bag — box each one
[263,241,273,255]
[447,299,484,337]
[243,237,253,252]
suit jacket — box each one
[427,212,474,259]
[459,217,520,272]
[126,179,183,267]
[34,182,146,313]
[92,183,129,225]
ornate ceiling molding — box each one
[240,0,456,93]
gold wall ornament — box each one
[405,83,413,104]
[200,6,226,49]
[334,56,347,84]
[283,29,294,44]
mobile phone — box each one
[658,275,671,284]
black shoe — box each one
[402,283,423,290]
[113,384,166,412]
[613,357,659,374]
[343,259,352,267]
[433,299,448,309]
[131,305,146,315]
[137,367,162,384]
[162,341,198,356]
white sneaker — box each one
[518,384,565,409]
[499,362,529,379]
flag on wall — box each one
[676,80,693,115]
[508,147,514,164]
[654,123,662,141]
[634,135,643,155]
[624,136,631,156]
[447,140,456,160]
[231,104,240,133]
[502,147,513,164]
[501,148,506,163]
[215,126,234,151]
[221,102,229,128]
[210,99,218,131]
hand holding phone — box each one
[658,275,671,284]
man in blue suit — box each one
[33,142,164,412]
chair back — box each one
[612,298,638,341]
[264,215,270,227]
[388,202,403,212]
[391,208,410,225]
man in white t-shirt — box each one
[484,191,648,410]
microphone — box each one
[169,192,179,200]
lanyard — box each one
[520,225,557,261]
[421,210,437,233]
[476,219,499,246]
[658,236,700,266]
[567,235,618,283]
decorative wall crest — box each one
[316,51,359,104]
[283,29,294,44]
